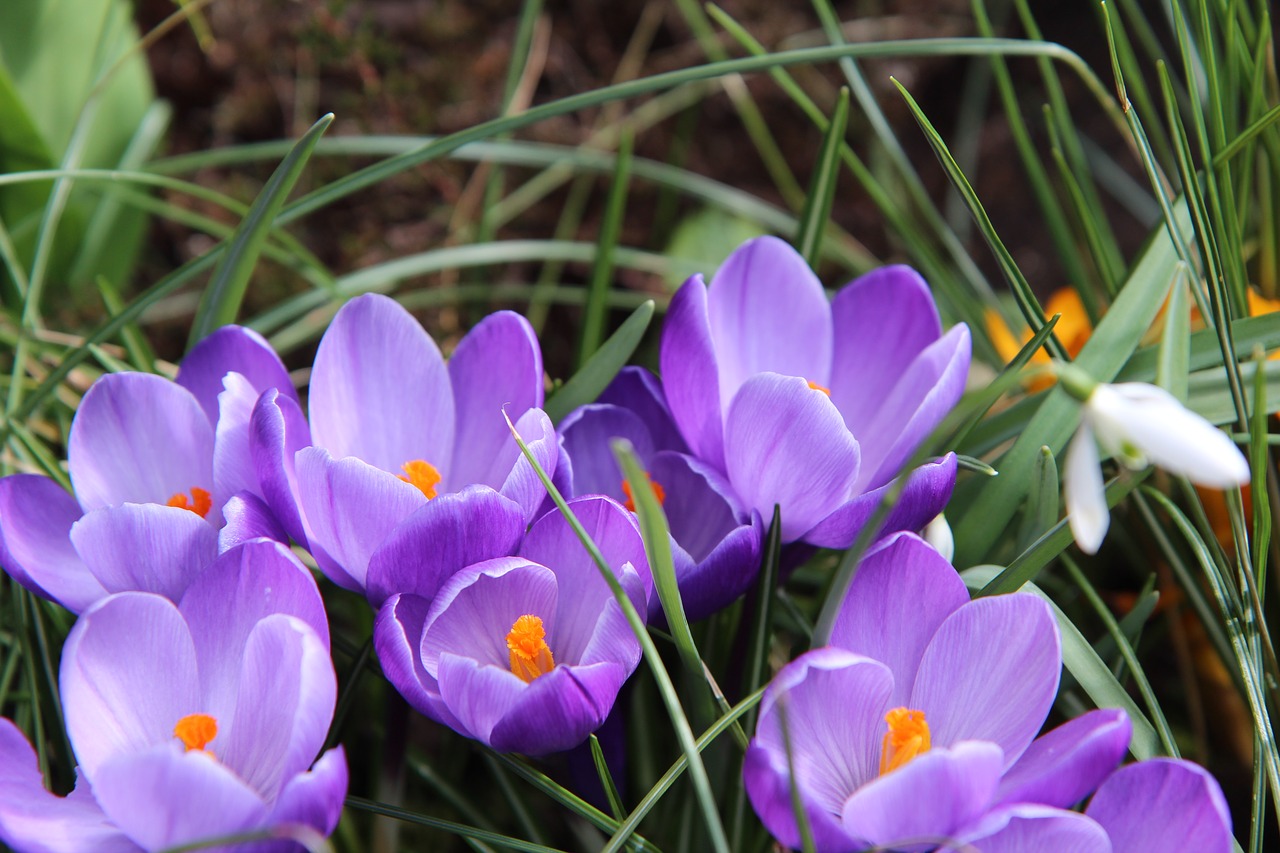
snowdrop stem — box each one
[1053,361,1100,402]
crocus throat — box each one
[807,380,831,396]
[166,487,212,518]
[399,459,442,499]
[621,473,666,512]
[174,713,218,754]
[879,707,930,775]
[507,614,555,683]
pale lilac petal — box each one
[212,371,264,511]
[295,446,426,592]
[181,539,329,725]
[706,236,833,405]
[997,708,1131,808]
[855,324,971,491]
[61,593,200,780]
[68,373,214,512]
[268,746,348,838]
[176,324,296,424]
[0,474,104,613]
[366,485,525,607]
[801,454,958,549]
[724,373,860,543]
[221,616,336,801]
[92,746,267,852]
[218,492,290,550]
[958,804,1110,853]
[496,407,559,525]
[0,719,138,853]
[70,504,218,602]
[839,741,1004,850]
[828,265,943,436]
[559,403,654,501]
[250,388,312,546]
[575,597,642,673]
[1086,758,1233,853]
[373,594,462,730]
[448,311,544,485]
[745,649,892,852]
[435,653,527,745]
[488,662,629,755]
[911,595,1061,766]
[308,293,455,474]
[660,274,725,470]
[828,531,968,708]
[521,496,649,661]
[597,366,687,453]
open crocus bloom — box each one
[560,367,762,621]
[261,293,558,594]
[660,236,969,546]
[374,495,649,755]
[744,533,1130,851]
[0,539,346,852]
[0,327,296,612]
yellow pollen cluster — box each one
[174,713,218,754]
[806,380,831,396]
[879,707,931,776]
[398,459,442,499]
[507,614,555,683]
[166,487,213,518]
[621,473,666,512]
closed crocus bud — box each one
[1063,379,1250,554]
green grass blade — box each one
[579,132,633,367]
[544,301,654,424]
[1017,446,1059,553]
[1157,264,1192,401]
[795,87,849,267]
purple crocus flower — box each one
[0,327,296,612]
[0,538,346,852]
[560,366,762,621]
[374,495,649,755]
[254,293,558,595]
[661,237,970,546]
[958,758,1233,852]
[743,532,1129,851]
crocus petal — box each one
[660,274,725,470]
[724,373,860,543]
[268,746,348,838]
[176,324,296,424]
[181,539,330,726]
[839,741,1004,850]
[70,504,218,602]
[0,719,138,853]
[828,265,943,437]
[435,653,528,745]
[706,236,834,403]
[802,454,958,549]
[558,403,654,501]
[373,594,462,730]
[488,662,629,755]
[910,595,1061,766]
[366,486,526,607]
[308,293,455,474]
[221,615,336,801]
[828,531,969,708]
[0,474,104,613]
[61,593,200,780]
[92,746,267,852]
[1064,421,1109,555]
[997,708,1131,808]
[957,804,1110,853]
[742,743,860,853]
[212,372,265,511]
[854,324,971,491]
[448,310,544,486]
[249,388,312,546]
[670,521,762,623]
[496,407,559,525]
[1085,758,1233,853]
[520,496,650,661]
[597,366,688,454]
[1089,383,1250,488]
[218,492,290,550]
[67,373,215,513]
[295,446,426,591]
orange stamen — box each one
[807,380,831,396]
[621,473,666,512]
[879,707,931,776]
[507,614,555,683]
[398,459,442,499]
[174,713,218,753]
[166,487,212,518]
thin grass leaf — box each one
[589,734,626,822]
[578,132,634,367]
[778,699,817,853]
[344,796,566,853]
[795,87,848,267]
[1157,264,1192,401]
[186,112,333,348]
[1249,353,1271,593]
[544,301,654,423]
[1017,446,1059,553]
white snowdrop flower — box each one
[1064,381,1250,554]
[923,513,954,562]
